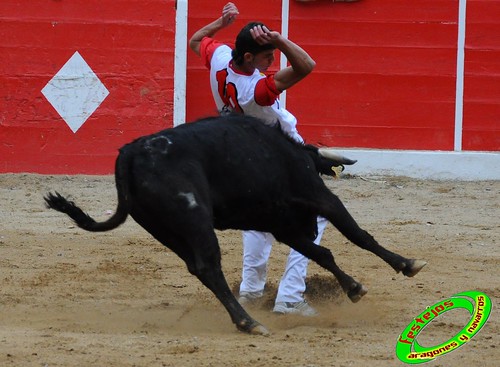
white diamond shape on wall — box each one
[42,51,109,133]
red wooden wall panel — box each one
[185,0,498,152]
[287,0,458,150]
[0,0,175,174]
[1,1,498,174]
[462,0,500,151]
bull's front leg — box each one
[276,235,369,303]
[322,193,427,279]
[337,226,427,278]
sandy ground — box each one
[0,173,498,367]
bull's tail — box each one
[44,150,131,232]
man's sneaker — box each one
[273,301,318,316]
[238,291,263,305]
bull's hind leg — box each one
[275,234,368,303]
[171,227,269,335]
[187,230,269,335]
[131,208,268,335]
[319,192,427,280]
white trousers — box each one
[239,216,328,303]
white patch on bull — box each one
[178,192,198,209]
[146,136,172,154]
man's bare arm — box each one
[189,2,239,56]
[251,25,316,91]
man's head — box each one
[232,22,276,71]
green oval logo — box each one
[396,290,491,364]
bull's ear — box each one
[315,157,336,177]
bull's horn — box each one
[318,148,358,165]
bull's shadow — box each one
[45,114,426,335]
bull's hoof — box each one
[402,259,427,277]
[237,321,270,336]
[249,323,270,336]
[347,283,368,303]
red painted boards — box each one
[2,1,498,175]
[287,0,458,150]
[0,0,175,174]
[462,0,500,151]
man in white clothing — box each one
[189,2,328,316]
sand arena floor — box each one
[0,173,498,366]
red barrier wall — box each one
[463,0,500,151]
[286,0,458,150]
[1,1,498,174]
[1,0,175,174]
[186,0,499,152]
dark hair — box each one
[231,22,276,66]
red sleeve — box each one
[200,37,226,69]
[254,75,280,106]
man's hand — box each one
[189,2,239,56]
[250,25,281,46]
[221,2,239,28]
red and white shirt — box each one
[200,37,304,143]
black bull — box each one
[45,114,426,335]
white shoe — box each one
[273,301,318,316]
[238,291,263,305]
